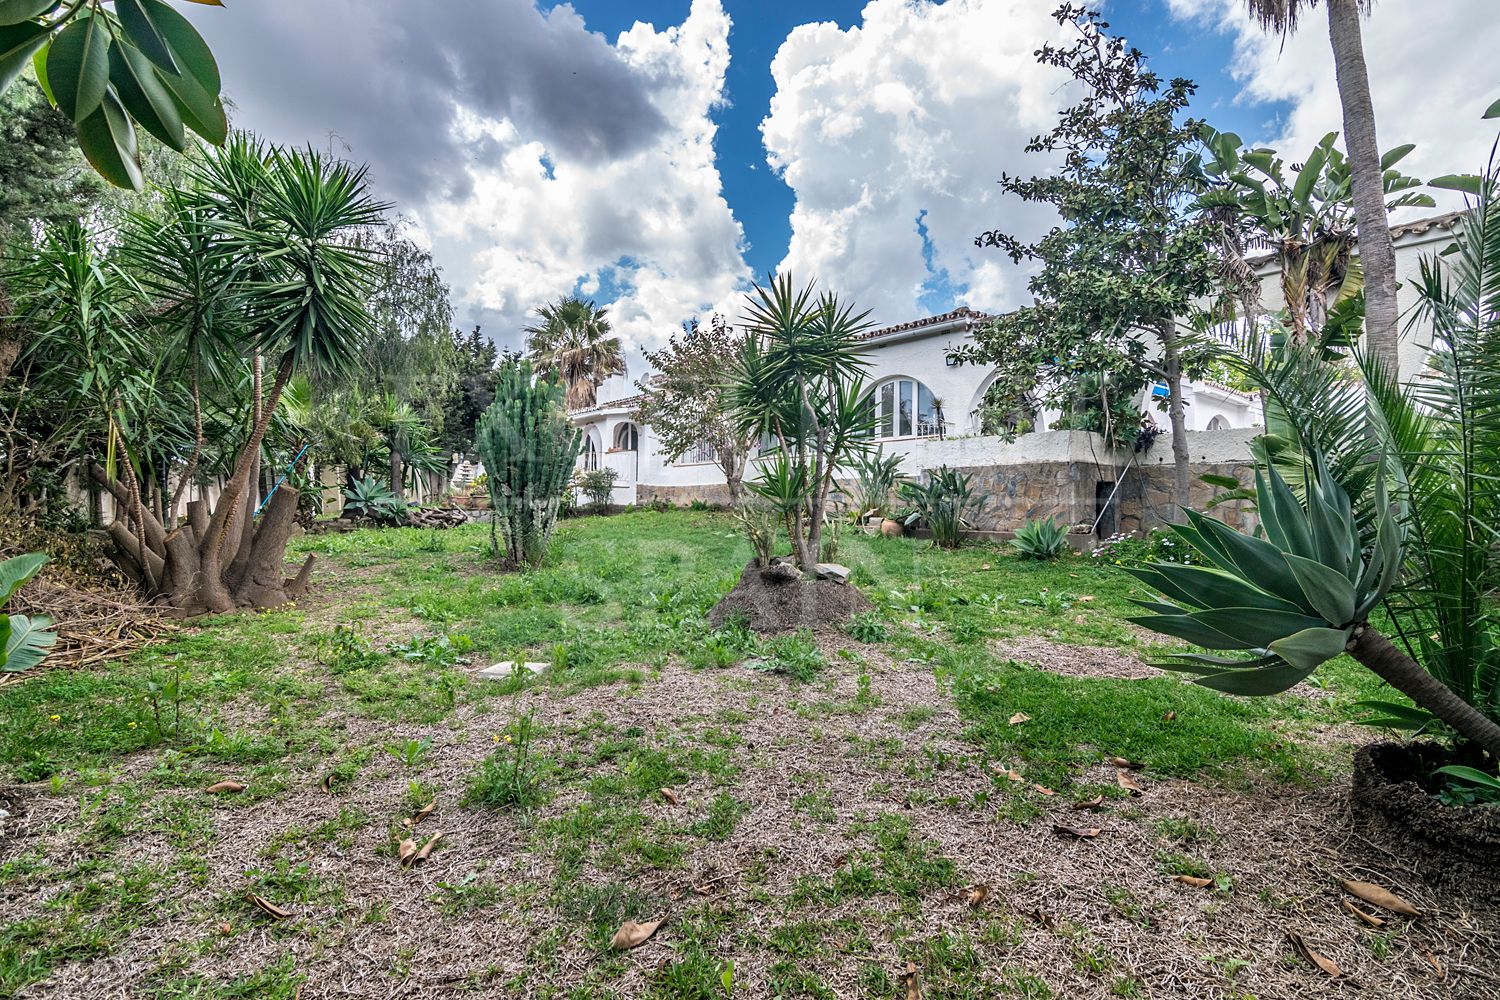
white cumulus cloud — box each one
[761,0,1078,325]
[1166,0,1500,210]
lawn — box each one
[0,512,1489,999]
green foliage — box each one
[1,553,54,672]
[899,466,985,549]
[465,712,546,809]
[730,498,778,568]
[848,448,905,522]
[728,274,874,570]
[1091,528,1201,568]
[341,476,406,525]
[1010,517,1068,561]
[844,611,888,644]
[315,625,386,674]
[1,0,229,189]
[955,5,1218,451]
[748,632,825,682]
[473,358,582,568]
[523,295,622,410]
[386,632,472,668]
[1434,765,1500,807]
[1127,455,1396,695]
[577,467,618,513]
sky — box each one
[190,0,1500,373]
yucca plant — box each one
[1011,517,1069,561]
[1130,155,1500,760]
[899,466,985,549]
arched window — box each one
[1207,415,1230,431]
[868,378,941,439]
[582,434,600,470]
[614,423,639,451]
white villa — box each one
[455,210,1465,537]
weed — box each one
[387,633,473,667]
[384,737,432,769]
[316,625,386,673]
[465,713,547,809]
[845,611,888,643]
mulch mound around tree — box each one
[1352,741,1500,899]
[708,559,873,633]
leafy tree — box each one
[474,359,581,568]
[437,325,501,454]
[10,135,388,613]
[0,76,102,232]
[524,295,624,410]
[1241,0,1404,376]
[726,274,873,573]
[961,4,1218,513]
[0,0,228,189]
[634,315,756,505]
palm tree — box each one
[523,296,624,410]
[1245,0,1402,377]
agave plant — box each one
[342,476,407,525]
[1011,517,1069,561]
[1130,155,1500,760]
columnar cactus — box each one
[474,360,583,568]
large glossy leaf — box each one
[1127,562,1303,615]
[0,0,54,27]
[0,17,48,95]
[1484,96,1500,120]
[1380,143,1416,170]
[0,553,46,603]
[1267,626,1351,671]
[3,613,55,672]
[47,11,110,122]
[76,91,144,190]
[109,40,185,150]
[159,58,225,143]
[113,0,178,74]
[141,0,218,94]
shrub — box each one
[577,468,619,513]
[731,499,779,568]
[1011,517,1068,560]
[849,448,905,522]
[474,359,582,568]
[845,611,888,643]
[342,476,407,525]
[900,466,986,548]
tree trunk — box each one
[1327,0,1400,378]
[1159,323,1192,521]
[1350,626,1500,760]
[390,448,405,500]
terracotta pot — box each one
[879,518,904,538]
[1352,741,1500,896]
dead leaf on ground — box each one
[414,832,444,863]
[963,884,989,908]
[1072,795,1105,810]
[659,787,679,805]
[1421,948,1445,979]
[1008,712,1031,726]
[610,917,664,950]
[205,780,245,794]
[320,773,336,795]
[988,763,1026,783]
[1173,875,1213,888]
[980,564,992,571]
[217,921,231,935]
[1107,756,1143,770]
[1342,879,1421,917]
[1115,770,1144,796]
[1162,710,1177,722]
[901,960,921,999]
[1287,932,1341,977]
[1052,823,1101,838]
[1032,784,1055,796]
[412,801,435,824]
[247,892,293,921]
[397,838,417,866]
[1341,899,1385,928]
[1022,908,1062,932]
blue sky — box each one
[557,0,1290,283]
[196,0,1498,359]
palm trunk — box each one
[1349,625,1500,760]
[1327,0,1400,378]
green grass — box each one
[0,510,1413,996]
